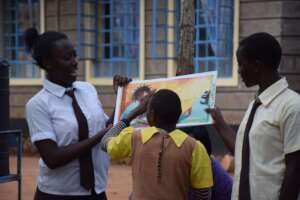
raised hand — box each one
[205,106,226,127]
[206,106,236,154]
[113,75,132,94]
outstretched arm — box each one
[206,107,236,155]
[26,97,110,170]
[35,127,109,169]
[101,91,154,159]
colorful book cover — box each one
[114,71,217,127]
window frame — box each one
[168,0,239,87]
[85,0,239,86]
[85,0,145,86]
[9,0,45,86]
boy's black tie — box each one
[66,89,95,190]
[239,99,261,200]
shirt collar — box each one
[141,127,188,148]
[43,79,75,98]
[258,77,288,107]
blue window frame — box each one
[149,0,234,78]
[2,0,41,79]
[194,0,234,77]
[79,0,140,78]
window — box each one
[148,0,237,82]
[1,0,41,79]
[194,0,234,78]
[79,0,140,79]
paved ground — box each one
[0,156,132,200]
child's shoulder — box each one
[185,133,198,146]
[176,129,196,141]
[170,129,198,149]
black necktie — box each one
[239,99,261,200]
[66,89,95,190]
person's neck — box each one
[258,71,281,95]
[155,124,177,133]
[47,75,73,88]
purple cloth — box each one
[210,159,232,200]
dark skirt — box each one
[34,187,107,200]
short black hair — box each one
[132,85,151,101]
[23,28,68,70]
[150,89,182,125]
[238,32,282,70]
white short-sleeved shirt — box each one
[26,79,110,195]
[232,78,300,200]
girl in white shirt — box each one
[24,28,130,200]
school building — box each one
[1,0,299,153]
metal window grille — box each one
[2,0,41,79]
[78,0,140,78]
[194,0,234,77]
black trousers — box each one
[34,187,107,200]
